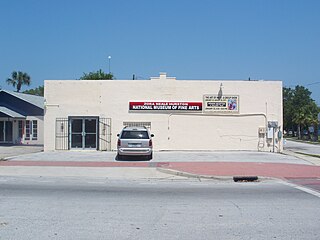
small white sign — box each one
[267,127,273,139]
[203,95,239,113]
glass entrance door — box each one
[0,121,4,142]
[84,119,97,148]
[5,121,13,142]
[71,119,83,148]
[0,121,13,143]
[70,118,98,149]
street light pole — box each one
[108,56,111,74]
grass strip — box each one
[295,152,320,159]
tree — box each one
[6,71,31,92]
[23,85,44,96]
[283,85,319,140]
[292,106,312,139]
[283,87,295,132]
[80,69,114,80]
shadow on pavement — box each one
[115,154,152,162]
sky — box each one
[0,0,320,104]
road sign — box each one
[268,121,278,128]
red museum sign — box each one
[129,101,202,111]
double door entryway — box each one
[70,117,98,150]
[55,117,111,151]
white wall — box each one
[44,74,283,152]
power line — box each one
[284,81,320,88]
[306,81,320,86]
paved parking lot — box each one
[2,148,312,165]
[0,145,43,159]
[1,139,319,166]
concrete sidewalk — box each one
[282,139,320,166]
[1,149,320,181]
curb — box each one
[157,167,273,181]
[157,167,232,180]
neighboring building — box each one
[0,90,44,145]
[44,73,283,152]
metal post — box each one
[108,56,111,74]
[273,127,275,153]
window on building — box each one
[18,120,23,138]
[32,120,38,140]
[25,120,30,140]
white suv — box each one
[117,126,154,160]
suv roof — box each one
[122,126,148,131]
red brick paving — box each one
[1,161,320,180]
[158,162,320,179]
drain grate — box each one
[233,176,259,182]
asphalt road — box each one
[1,177,320,240]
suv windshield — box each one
[120,131,149,139]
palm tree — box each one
[293,105,314,139]
[6,71,31,92]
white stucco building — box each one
[44,73,283,152]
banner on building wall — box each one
[129,101,202,111]
[203,95,239,113]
